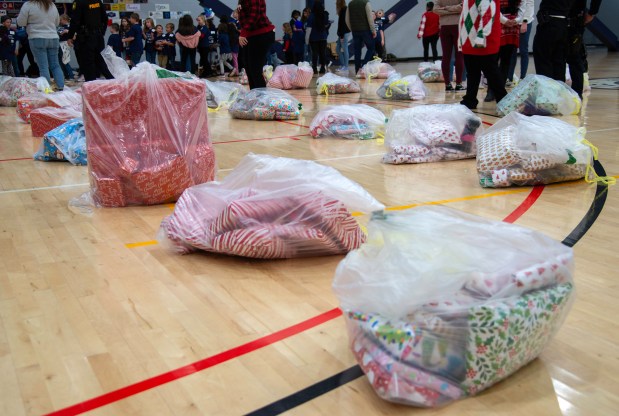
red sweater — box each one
[459,0,502,56]
[419,11,440,38]
[238,0,275,38]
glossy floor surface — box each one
[0,49,618,416]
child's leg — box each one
[232,52,238,71]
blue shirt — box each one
[57,24,71,42]
[107,33,123,57]
[144,28,156,52]
[218,32,231,54]
[198,25,209,48]
[126,24,143,54]
[162,32,176,57]
[307,14,328,41]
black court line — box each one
[472,110,502,118]
[244,160,611,416]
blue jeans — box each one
[508,22,532,81]
[336,32,350,68]
[352,30,375,73]
[145,49,156,64]
[29,38,64,89]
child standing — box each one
[119,18,131,60]
[162,23,176,70]
[227,16,239,76]
[107,23,123,57]
[417,2,440,62]
[197,14,211,77]
[143,18,156,64]
[57,14,74,81]
[0,25,15,76]
[282,22,293,64]
[292,16,305,65]
[217,18,234,75]
[123,13,144,67]
[175,14,200,74]
[154,24,165,67]
[1,17,19,77]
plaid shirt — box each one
[238,0,274,38]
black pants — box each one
[566,27,585,97]
[422,34,439,62]
[78,33,113,81]
[498,44,516,85]
[533,17,568,81]
[461,53,507,108]
[198,46,210,77]
[18,43,38,77]
[240,31,274,89]
[310,40,327,71]
[180,46,197,74]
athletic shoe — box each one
[455,84,465,91]
[445,84,454,92]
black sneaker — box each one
[445,84,454,92]
[460,99,477,110]
[484,90,495,102]
[455,84,466,91]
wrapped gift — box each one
[377,73,427,100]
[17,93,52,123]
[204,79,245,109]
[477,113,593,187]
[418,61,443,82]
[30,107,82,137]
[357,58,396,80]
[82,63,215,207]
[382,104,482,164]
[229,88,300,120]
[316,73,361,95]
[34,118,87,165]
[310,104,386,140]
[497,74,581,116]
[0,77,50,106]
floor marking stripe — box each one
[502,185,545,223]
[44,308,343,416]
[0,183,89,195]
[0,157,32,162]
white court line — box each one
[0,182,89,195]
[588,127,619,133]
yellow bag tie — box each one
[375,131,385,145]
[571,96,582,115]
[385,79,409,98]
[581,139,616,185]
[263,65,273,81]
[207,88,240,113]
[319,83,329,96]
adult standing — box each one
[237,0,275,89]
[16,0,65,90]
[533,0,577,81]
[305,0,330,75]
[67,0,113,82]
[345,0,376,74]
[435,0,464,91]
[566,0,602,98]
[336,0,350,73]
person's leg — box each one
[362,30,375,66]
[440,26,453,87]
[190,49,197,74]
[430,34,439,62]
[336,36,344,66]
[461,54,481,109]
[480,53,507,102]
[352,32,363,73]
[519,22,532,79]
[450,27,464,84]
[246,31,274,89]
[29,38,51,83]
[318,40,327,72]
[342,32,350,69]
[46,39,64,89]
[180,47,188,72]
[567,28,585,98]
[533,19,567,80]
[499,45,516,85]
[9,54,20,77]
[310,41,319,72]
[422,37,430,62]
[17,47,26,76]
[94,36,113,79]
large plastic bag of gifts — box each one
[30,106,82,137]
[476,112,599,187]
[356,57,396,80]
[310,104,386,140]
[204,79,245,110]
[158,153,385,258]
[316,73,361,95]
[263,62,314,89]
[229,88,301,120]
[0,77,50,107]
[382,104,482,164]
[497,74,581,116]
[376,73,427,100]
[79,62,215,207]
[332,206,575,407]
[34,118,86,165]
[417,60,443,82]
[17,89,82,123]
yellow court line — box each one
[125,176,612,249]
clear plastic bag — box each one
[382,104,482,164]
[264,62,314,90]
[497,74,581,116]
[34,118,86,165]
[316,73,361,95]
[417,60,443,82]
[376,73,427,100]
[333,206,575,407]
[30,106,82,137]
[101,45,130,79]
[310,104,386,140]
[204,79,245,109]
[158,153,385,257]
[17,89,83,123]
[0,77,50,106]
[477,112,593,187]
[357,57,396,80]
[75,62,215,207]
[229,87,301,120]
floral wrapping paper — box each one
[0,78,41,106]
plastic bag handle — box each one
[582,139,617,185]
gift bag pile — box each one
[0,77,50,107]
[263,62,313,89]
[34,118,87,165]
[376,73,426,100]
[229,88,301,120]
[81,62,215,207]
[316,73,361,95]
[357,58,396,80]
[333,206,575,407]
[477,112,593,187]
[204,79,245,109]
[497,74,581,116]
[417,60,443,82]
[30,106,82,137]
[310,104,386,140]
[382,104,482,164]
[159,154,384,258]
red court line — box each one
[276,120,311,128]
[502,185,545,223]
[0,157,32,162]
[44,308,343,416]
